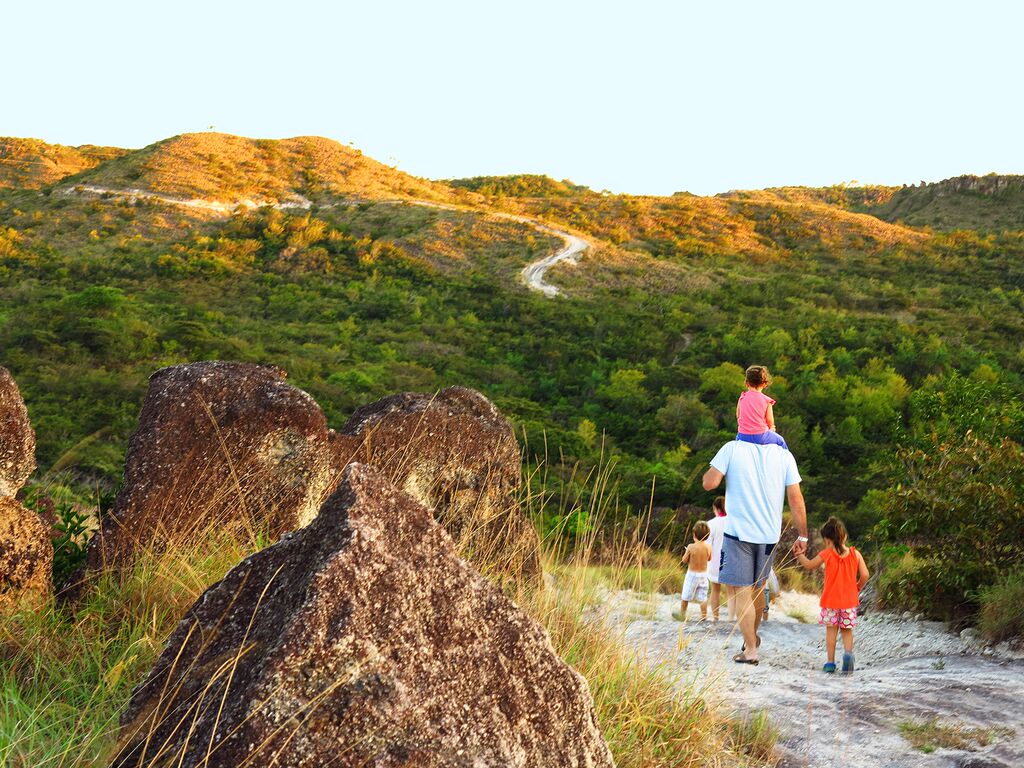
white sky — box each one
[3,0,1021,195]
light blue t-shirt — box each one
[710,441,802,545]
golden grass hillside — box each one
[464,182,926,263]
[0,138,127,190]
[64,133,463,205]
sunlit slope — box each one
[454,176,924,262]
[65,133,459,204]
[0,138,127,189]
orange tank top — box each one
[819,546,860,609]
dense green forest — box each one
[2,134,1024,621]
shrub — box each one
[977,570,1024,643]
[873,431,1024,621]
[876,550,934,615]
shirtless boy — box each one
[680,520,712,621]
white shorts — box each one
[681,571,709,603]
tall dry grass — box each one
[0,526,261,767]
[0,444,776,767]
[519,454,777,767]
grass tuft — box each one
[898,717,1011,753]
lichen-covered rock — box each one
[0,497,53,610]
[342,387,540,585]
[83,361,344,576]
[0,367,35,499]
[112,463,613,768]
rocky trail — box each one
[603,590,1024,768]
[61,184,589,296]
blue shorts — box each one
[718,534,777,587]
[736,431,789,451]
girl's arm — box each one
[856,549,870,589]
[765,402,776,431]
[736,399,742,424]
[795,552,822,571]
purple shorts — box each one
[819,607,858,628]
[736,431,789,451]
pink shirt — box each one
[737,390,775,434]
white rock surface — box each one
[601,590,1024,768]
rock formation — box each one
[82,361,344,576]
[0,367,36,498]
[112,463,612,768]
[0,367,52,610]
[341,387,541,585]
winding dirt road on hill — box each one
[601,590,1024,768]
[60,185,588,296]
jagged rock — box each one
[83,361,345,576]
[0,366,35,499]
[0,496,53,610]
[0,368,51,610]
[341,387,541,585]
[112,463,612,768]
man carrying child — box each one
[701,365,809,664]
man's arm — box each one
[702,466,724,491]
[787,483,809,555]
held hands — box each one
[791,537,808,556]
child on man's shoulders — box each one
[736,364,788,450]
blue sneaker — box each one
[823,662,837,673]
[842,652,855,674]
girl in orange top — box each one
[794,516,870,673]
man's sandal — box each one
[823,662,837,673]
[733,653,759,665]
[740,634,761,653]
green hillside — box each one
[863,174,1024,230]
[3,134,1024,556]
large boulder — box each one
[83,362,344,575]
[0,366,35,498]
[0,367,51,609]
[341,387,541,585]
[112,463,612,768]
[0,497,53,611]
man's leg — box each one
[752,583,767,636]
[731,584,759,660]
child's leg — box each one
[825,625,839,662]
[679,600,689,620]
[840,628,854,654]
[700,600,708,619]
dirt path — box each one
[60,185,588,297]
[602,591,1024,768]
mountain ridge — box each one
[4,133,1023,236]
[0,137,127,190]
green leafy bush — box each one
[874,432,1024,621]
